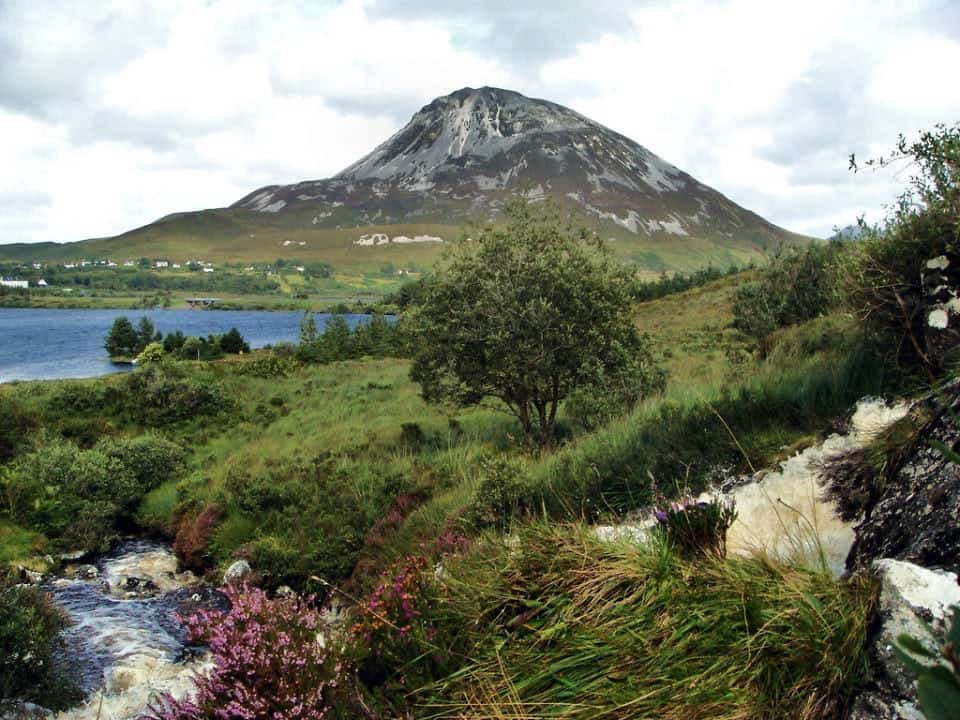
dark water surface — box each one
[0,308,370,382]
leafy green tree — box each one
[844,122,960,374]
[409,199,662,446]
[300,311,318,343]
[136,342,165,365]
[220,327,250,354]
[135,316,161,352]
[104,316,139,358]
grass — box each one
[415,522,875,720]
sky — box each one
[1,0,958,245]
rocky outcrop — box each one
[850,560,960,720]
[846,390,960,576]
[223,559,252,585]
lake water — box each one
[0,308,373,383]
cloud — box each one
[0,0,958,244]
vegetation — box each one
[895,605,960,720]
[409,200,663,446]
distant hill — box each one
[1,87,811,271]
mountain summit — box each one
[232,87,800,254]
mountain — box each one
[1,87,809,270]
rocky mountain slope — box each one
[1,87,809,270]
[233,87,804,254]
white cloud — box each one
[0,0,958,244]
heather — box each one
[142,584,343,720]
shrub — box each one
[0,393,37,462]
[465,454,529,530]
[235,352,299,378]
[96,434,186,491]
[350,555,444,694]
[120,364,231,425]
[136,341,165,365]
[843,124,960,374]
[733,244,837,343]
[173,504,221,572]
[0,572,73,703]
[219,327,250,354]
[144,584,343,720]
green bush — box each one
[465,454,529,530]
[96,434,186,491]
[0,572,76,704]
[119,364,231,425]
[0,393,37,462]
[733,244,838,343]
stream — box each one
[45,541,220,720]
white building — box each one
[37,279,48,287]
[0,278,28,288]
[155,260,169,268]
[203,266,215,273]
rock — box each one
[848,392,960,575]
[59,550,87,562]
[17,566,42,584]
[848,559,960,719]
[275,584,296,598]
[0,701,53,719]
[74,564,99,579]
[223,559,252,585]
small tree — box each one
[136,316,162,353]
[104,316,139,358]
[220,328,250,354]
[409,199,662,446]
[300,311,318,343]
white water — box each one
[596,398,910,576]
[49,542,213,720]
[725,398,909,574]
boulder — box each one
[849,559,960,719]
[74,564,99,580]
[223,559,252,585]
[16,566,42,585]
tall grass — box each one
[531,336,895,520]
[419,522,875,720]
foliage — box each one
[0,393,37,462]
[464,454,529,530]
[653,496,737,558]
[119,364,231,425]
[563,345,667,433]
[144,584,343,720]
[173,503,221,572]
[733,244,838,343]
[104,315,140,357]
[895,605,960,720]
[409,199,661,446]
[234,351,299,378]
[350,554,445,697]
[95,433,186,492]
[219,327,250,354]
[296,314,405,365]
[631,263,743,302]
[136,341,165,365]
[0,571,74,704]
[417,522,874,719]
[844,123,960,374]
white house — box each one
[172,263,182,269]
[37,279,48,287]
[203,266,215,273]
[155,260,169,268]
[0,278,28,288]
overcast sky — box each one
[1,0,958,245]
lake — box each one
[0,308,374,383]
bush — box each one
[235,352,299,378]
[465,454,529,530]
[136,341,165,365]
[144,584,343,720]
[0,393,37,462]
[173,504,221,572]
[733,244,837,343]
[119,364,231,425]
[95,434,186,491]
[0,572,74,703]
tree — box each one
[104,316,139,358]
[844,123,960,374]
[220,328,250,354]
[136,316,162,353]
[300,311,318,343]
[408,199,663,446]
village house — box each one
[0,278,28,288]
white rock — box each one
[928,308,949,329]
[223,559,252,585]
[874,559,960,625]
[926,255,950,270]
